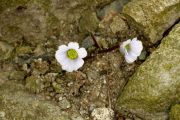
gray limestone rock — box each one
[123,0,180,44]
[117,23,180,119]
[0,81,70,120]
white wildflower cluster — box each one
[55,38,143,72]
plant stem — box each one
[90,33,100,48]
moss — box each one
[0,0,30,13]
[169,104,180,120]
[1,26,23,44]
[163,63,173,71]
[16,46,33,56]
[52,82,63,94]
[25,75,44,93]
[9,70,26,80]
[46,13,60,37]
[0,41,14,60]
[33,0,52,12]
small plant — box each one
[55,37,143,72]
[120,38,143,63]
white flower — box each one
[120,38,143,63]
[55,42,87,72]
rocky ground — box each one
[0,0,179,120]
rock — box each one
[81,36,95,49]
[91,108,114,120]
[98,13,136,42]
[16,46,33,56]
[44,72,58,83]
[58,97,71,109]
[0,41,14,60]
[52,82,63,94]
[71,114,84,120]
[34,45,46,56]
[94,0,114,7]
[109,14,128,35]
[123,0,180,44]
[31,58,49,75]
[79,10,100,33]
[117,23,180,119]
[138,50,147,60]
[97,0,131,19]
[25,75,45,93]
[0,81,70,120]
[96,36,109,49]
[84,0,114,8]
[169,104,180,120]
[0,72,10,81]
[0,6,47,46]
[49,59,63,73]
[9,70,26,80]
[0,0,29,13]
[0,111,6,120]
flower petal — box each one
[120,39,131,55]
[68,42,79,50]
[77,48,87,58]
[130,38,143,56]
[55,49,67,65]
[58,45,68,51]
[62,64,73,72]
[125,53,137,63]
[72,58,84,71]
[61,58,84,72]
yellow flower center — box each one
[125,44,131,52]
[67,49,78,60]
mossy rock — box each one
[25,75,44,93]
[79,10,100,34]
[9,70,26,80]
[169,104,180,120]
[0,41,14,60]
[16,46,34,56]
[0,81,70,120]
[0,0,30,13]
[117,23,180,119]
[123,0,180,44]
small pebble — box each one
[91,108,114,120]
[58,97,71,109]
[0,111,5,117]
